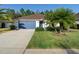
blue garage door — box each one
[19,21,36,29]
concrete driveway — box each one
[0,29,35,54]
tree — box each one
[36,10,40,14]
[20,8,35,16]
[20,8,26,16]
[6,8,16,22]
[0,8,7,20]
[45,8,76,33]
[0,8,13,22]
[40,11,45,14]
[15,11,21,18]
[26,9,35,15]
[0,8,15,28]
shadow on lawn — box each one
[56,39,79,54]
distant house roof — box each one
[18,14,44,21]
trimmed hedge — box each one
[46,26,54,31]
[10,25,16,30]
[35,27,44,31]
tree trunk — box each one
[55,27,61,33]
[67,26,70,32]
[60,22,64,32]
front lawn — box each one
[0,28,11,33]
[27,30,79,49]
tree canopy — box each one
[45,8,76,32]
[0,7,77,30]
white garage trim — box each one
[36,21,39,28]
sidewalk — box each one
[24,49,79,54]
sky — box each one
[0,4,79,13]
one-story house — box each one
[0,14,48,29]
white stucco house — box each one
[0,14,48,29]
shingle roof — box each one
[18,14,44,21]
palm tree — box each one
[20,8,26,16]
[26,9,35,15]
[0,8,16,22]
[0,8,7,20]
[45,8,76,33]
[6,8,16,22]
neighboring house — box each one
[0,20,13,28]
[0,14,48,29]
[75,13,79,29]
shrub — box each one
[10,25,16,30]
[70,24,77,29]
[46,26,54,31]
[35,27,44,31]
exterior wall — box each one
[36,21,48,28]
[13,21,19,29]
[36,21,39,28]
[76,21,79,24]
[6,22,12,28]
[5,20,19,29]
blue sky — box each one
[0,4,79,13]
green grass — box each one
[27,30,79,49]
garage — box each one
[19,21,36,29]
[17,14,44,29]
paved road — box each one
[0,29,35,54]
